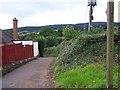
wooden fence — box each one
[1,43,34,66]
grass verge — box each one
[55,61,118,88]
[44,46,60,57]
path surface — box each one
[2,57,55,88]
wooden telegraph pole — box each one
[106,0,114,89]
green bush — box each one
[55,33,119,73]
[35,36,46,57]
[46,36,63,47]
[55,32,119,88]
[44,46,60,57]
[62,26,79,40]
[56,37,64,44]
[92,27,105,34]
[46,36,58,47]
[39,26,56,37]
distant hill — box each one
[5,22,119,35]
[5,26,41,35]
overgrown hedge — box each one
[35,36,46,57]
[55,33,119,73]
[44,46,60,57]
[45,37,63,47]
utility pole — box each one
[106,0,114,89]
[88,0,97,31]
[88,4,92,32]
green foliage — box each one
[18,31,29,35]
[56,61,118,88]
[81,27,105,35]
[57,28,63,37]
[44,37,64,57]
[44,46,60,57]
[92,27,105,34]
[55,32,119,88]
[45,37,63,47]
[35,36,46,57]
[45,36,58,47]
[19,26,64,48]
[56,33,119,73]
[56,34,105,72]
[62,26,79,40]
[19,33,38,40]
[39,26,56,37]
[19,35,32,40]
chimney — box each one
[13,17,18,39]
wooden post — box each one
[106,0,114,89]
[118,1,120,88]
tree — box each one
[35,36,46,57]
[39,26,56,37]
[62,26,79,40]
[57,27,64,37]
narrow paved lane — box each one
[2,57,54,88]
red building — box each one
[0,17,35,66]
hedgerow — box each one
[55,33,119,73]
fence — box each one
[1,43,34,66]
[13,41,39,57]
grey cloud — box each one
[0,0,85,18]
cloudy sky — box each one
[0,0,119,29]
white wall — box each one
[13,41,33,45]
[33,42,39,57]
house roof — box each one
[0,29,13,44]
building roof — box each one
[0,29,13,44]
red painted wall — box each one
[1,43,34,66]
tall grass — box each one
[56,61,118,88]
[44,46,60,57]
